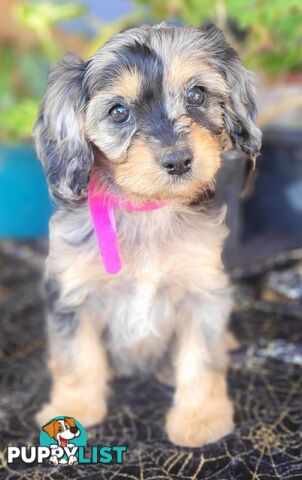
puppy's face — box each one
[42,417,79,447]
[34,24,262,204]
[85,33,229,202]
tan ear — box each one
[64,417,76,428]
[42,420,56,438]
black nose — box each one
[70,427,78,434]
[160,149,193,176]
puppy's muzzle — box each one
[160,148,193,176]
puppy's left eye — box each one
[186,86,205,107]
[109,104,130,124]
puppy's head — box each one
[34,23,261,204]
[42,417,79,446]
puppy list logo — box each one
[7,416,127,466]
[40,416,86,465]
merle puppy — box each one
[34,23,261,447]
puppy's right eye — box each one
[186,86,205,107]
[109,104,130,124]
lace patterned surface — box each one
[1,242,302,479]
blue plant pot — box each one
[0,144,53,238]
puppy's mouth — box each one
[190,182,216,204]
[92,150,215,204]
[166,171,193,183]
[59,437,68,448]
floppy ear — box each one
[33,54,93,205]
[200,23,262,165]
[64,417,76,428]
[42,420,56,438]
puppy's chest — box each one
[116,208,175,260]
[100,275,175,372]
[98,213,178,366]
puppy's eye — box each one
[186,86,205,107]
[58,426,63,432]
[109,104,130,124]
[65,424,70,429]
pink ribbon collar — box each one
[88,178,165,275]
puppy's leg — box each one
[37,295,108,428]
[166,296,234,447]
[225,330,240,352]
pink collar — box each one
[88,178,166,275]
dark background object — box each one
[240,129,302,260]
[224,129,302,272]
[242,129,302,244]
[214,150,249,268]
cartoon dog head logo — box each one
[42,417,80,448]
[40,416,87,465]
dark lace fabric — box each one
[1,241,302,479]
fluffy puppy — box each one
[34,23,261,447]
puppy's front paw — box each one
[49,456,59,465]
[68,455,78,465]
[166,398,234,447]
[36,400,107,428]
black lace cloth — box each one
[1,241,302,479]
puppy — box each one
[42,417,80,464]
[34,23,261,447]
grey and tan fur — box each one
[34,23,261,447]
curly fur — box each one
[34,22,261,447]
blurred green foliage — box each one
[0,1,85,142]
[0,0,301,143]
[15,2,86,59]
[133,0,302,75]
